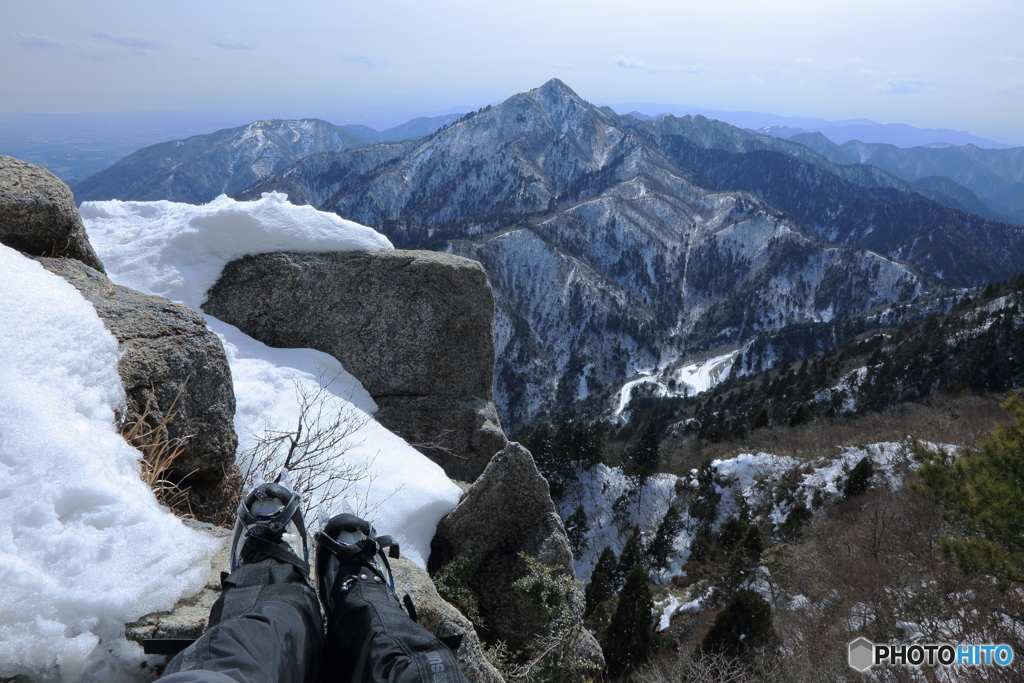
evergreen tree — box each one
[913,395,1024,586]
[601,564,656,679]
[843,456,875,498]
[584,567,613,620]
[689,459,721,536]
[646,505,683,572]
[590,546,618,596]
[779,501,813,541]
[622,421,661,490]
[565,505,589,560]
[700,588,775,658]
[615,526,644,589]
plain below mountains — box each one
[75,80,1024,432]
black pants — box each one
[159,559,468,683]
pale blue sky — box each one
[4,0,1023,141]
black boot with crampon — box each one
[162,482,324,683]
[315,513,470,683]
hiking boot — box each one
[314,513,399,616]
[229,482,310,574]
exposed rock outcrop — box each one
[0,156,105,272]
[428,442,603,670]
[125,521,231,646]
[391,557,505,683]
[34,257,238,513]
[203,249,506,481]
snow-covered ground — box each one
[1,193,464,682]
[612,348,744,420]
[559,441,919,589]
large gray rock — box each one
[391,557,504,683]
[428,443,603,672]
[203,250,506,481]
[0,156,105,272]
[34,257,237,514]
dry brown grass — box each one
[661,391,1016,476]
[121,392,195,516]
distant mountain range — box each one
[610,102,1015,149]
[71,115,462,203]
[784,133,1024,225]
[230,80,1024,430]
[70,80,1024,430]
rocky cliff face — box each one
[430,442,604,675]
[203,249,507,482]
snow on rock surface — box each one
[79,192,393,311]
[82,193,463,567]
[0,244,217,682]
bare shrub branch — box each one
[238,376,383,517]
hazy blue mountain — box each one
[340,114,463,142]
[613,103,1014,148]
[836,141,1024,224]
[380,114,464,140]
[74,119,376,204]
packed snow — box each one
[0,245,216,682]
[0,192,465,681]
[80,192,392,311]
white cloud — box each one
[794,57,815,66]
[17,33,67,49]
[551,62,572,70]
[994,81,1024,95]
[344,54,384,68]
[873,78,934,94]
[90,30,170,50]
[615,55,707,75]
[214,37,254,50]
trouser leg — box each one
[159,559,323,683]
[321,577,468,683]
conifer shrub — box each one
[699,588,775,659]
[432,551,481,623]
[502,554,600,683]
[912,394,1024,586]
[601,564,656,679]
[842,456,875,498]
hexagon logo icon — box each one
[849,637,874,671]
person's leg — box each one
[316,515,469,683]
[159,484,324,683]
